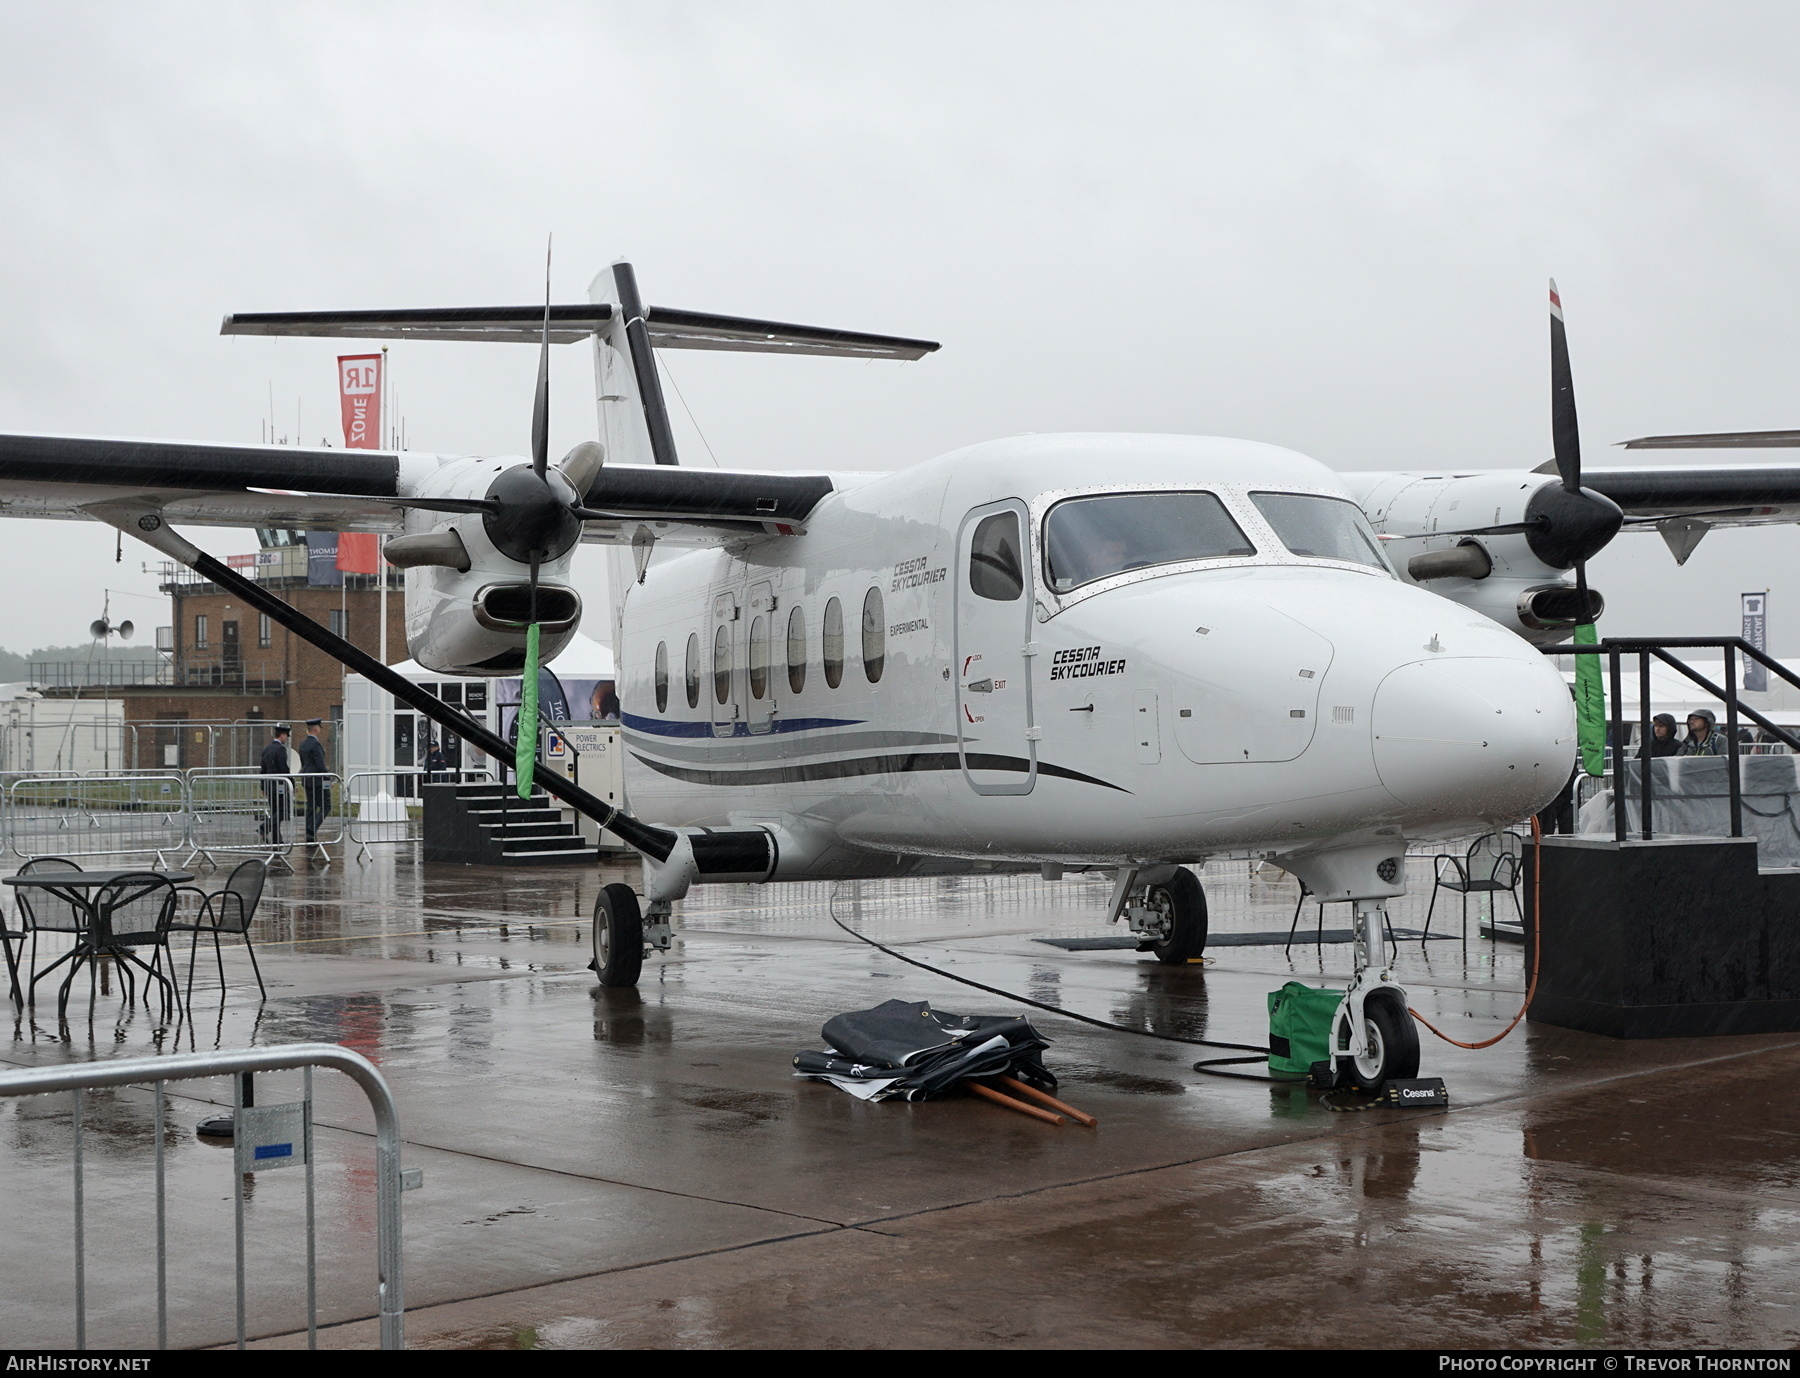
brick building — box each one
[120,533,406,770]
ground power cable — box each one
[825,884,1268,1057]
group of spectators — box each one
[1639,709,1741,759]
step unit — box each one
[422,781,598,866]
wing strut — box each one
[91,507,677,862]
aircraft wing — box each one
[1530,456,1800,528]
[0,433,409,530]
[0,432,835,542]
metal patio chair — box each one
[1421,831,1524,947]
[49,871,182,1020]
[172,859,269,1003]
[13,857,84,997]
[0,903,23,1005]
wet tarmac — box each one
[3,851,1798,1350]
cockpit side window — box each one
[1041,491,1256,593]
[1249,492,1392,573]
[968,511,1024,601]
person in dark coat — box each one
[1680,708,1725,757]
[298,718,330,842]
[424,739,450,784]
[259,725,291,844]
[1642,713,1680,759]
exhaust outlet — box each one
[1518,583,1604,630]
[1407,541,1492,582]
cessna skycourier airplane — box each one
[3,264,1798,1088]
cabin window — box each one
[684,632,701,709]
[787,605,806,695]
[1042,491,1256,593]
[969,511,1024,601]
[862,587,885,684]
[1249,492,1391,572]
[822,597,845,689]
[713,624,731,705]
[748,616,769,700]
[654,641,669,714]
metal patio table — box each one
[8,868,194,1016]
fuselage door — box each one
[710,591,740,739]
[746,581,777,735]
[955,500,1036,796]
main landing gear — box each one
[1115,866,1209,964]
[590,885,675,989]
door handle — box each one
[966,679,994,693]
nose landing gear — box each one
[1330,899,1420,1092]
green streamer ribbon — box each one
[515,622,540,798]
[1573,621,1606,777]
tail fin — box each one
[589,262,679,468]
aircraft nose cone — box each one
[1371,656,1574,818]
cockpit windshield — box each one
[1042,491,1256,593]
[1249,492,1391,573]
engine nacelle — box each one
[399,455,585,674]
[1355,470,1604,645]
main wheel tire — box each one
[592,883,644,988]
[1147,868,1209,965]
[1339,988,1420,1093]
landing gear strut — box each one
[1331,900,1419,1092]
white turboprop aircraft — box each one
[3,264,1796,1088]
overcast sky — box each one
[2,2,1798,654]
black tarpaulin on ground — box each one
[793,999,1057,1102]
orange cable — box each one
[1408,815,1542,1049]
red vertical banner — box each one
[336,533,380,574]
[338,354,383,450]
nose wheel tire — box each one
[1147,868,1208,965]
[591,883,644,988]
[1338,989,1420,1093]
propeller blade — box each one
[1385,519,1547,540]
[531,237,551,477]
[389,496,498,515]
[1574,558,1594,626]
[1618,507,1758,525]
[1549,279,1582,494]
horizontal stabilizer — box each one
[223,304,939,360]
[1620,430,1800,449]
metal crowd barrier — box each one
[344,768,493,861]
[5,773,189,866]
[0,770,347,867]
[0,1043,410,1350]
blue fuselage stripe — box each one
[619,711,865,739]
